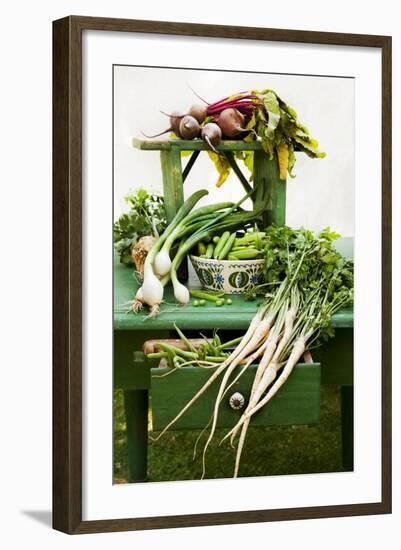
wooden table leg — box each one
[160,149,187,280]
[341,385,354,471]
[253,150,286,227]
[123,389,149,482]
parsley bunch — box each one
[114,189,166,266]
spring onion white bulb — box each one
[153,249,172,277]
[173,279,190,305]
[132,286,144,312]
[136,286,144,302]
[141,268,164,307]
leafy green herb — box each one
[113,188,166,266]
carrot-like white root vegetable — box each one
[151,305,270,442]
[244,334,309,420]
[222,316,286,450]
[199,285,295,476]
[217,335,272,406]
[231,334,306,477]
[230,310,288,476]
[200,316,273,478]
[225,291,299,447]
[232,307,308,476]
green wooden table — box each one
[114,257,353,482]
[114,137,353,482]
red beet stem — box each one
[207,100,256,116]
[207,93,258,111]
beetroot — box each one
[201,123,222,152]
[179,115,200,140]
[169,110,185,136]
[217,108,248,138]
[187,104,208,123]
[142,109,184,139]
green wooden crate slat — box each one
[133,138,266,152]
[151,362,321,431]
[113,255,353,331]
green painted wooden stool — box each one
[132,138,286,226]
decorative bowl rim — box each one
[189,254,265,265]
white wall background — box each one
[114,66,355,236]
[1,1,399,549]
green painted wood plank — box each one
[133,138,266,152]
[253,150,286,226]
[315,329,353,386]
[341,385,354,470]
[114,332,171,390]
[182,150,200,182]
[160,149,184,223]
[123,389,149,482]
[223,151,253,194]
[113,255,353,331]
[151,362,321,431]
[159,149,188,279]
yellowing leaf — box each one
[207,151,231,187]
[287,144,296,178]
[277,142,289,180]
[294,135,326,158]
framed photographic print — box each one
[53,16,392,533]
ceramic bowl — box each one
[189,255,265,294]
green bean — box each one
[189,289,224,302]
[205,243,214,259]
[234,232,266,246]
[213,231,231,259]
[218,232,237,260]
[230,248,263,260]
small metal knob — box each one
[229,392,245,410]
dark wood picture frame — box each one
[53,15,392,534]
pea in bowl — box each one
[189,255,265,294]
